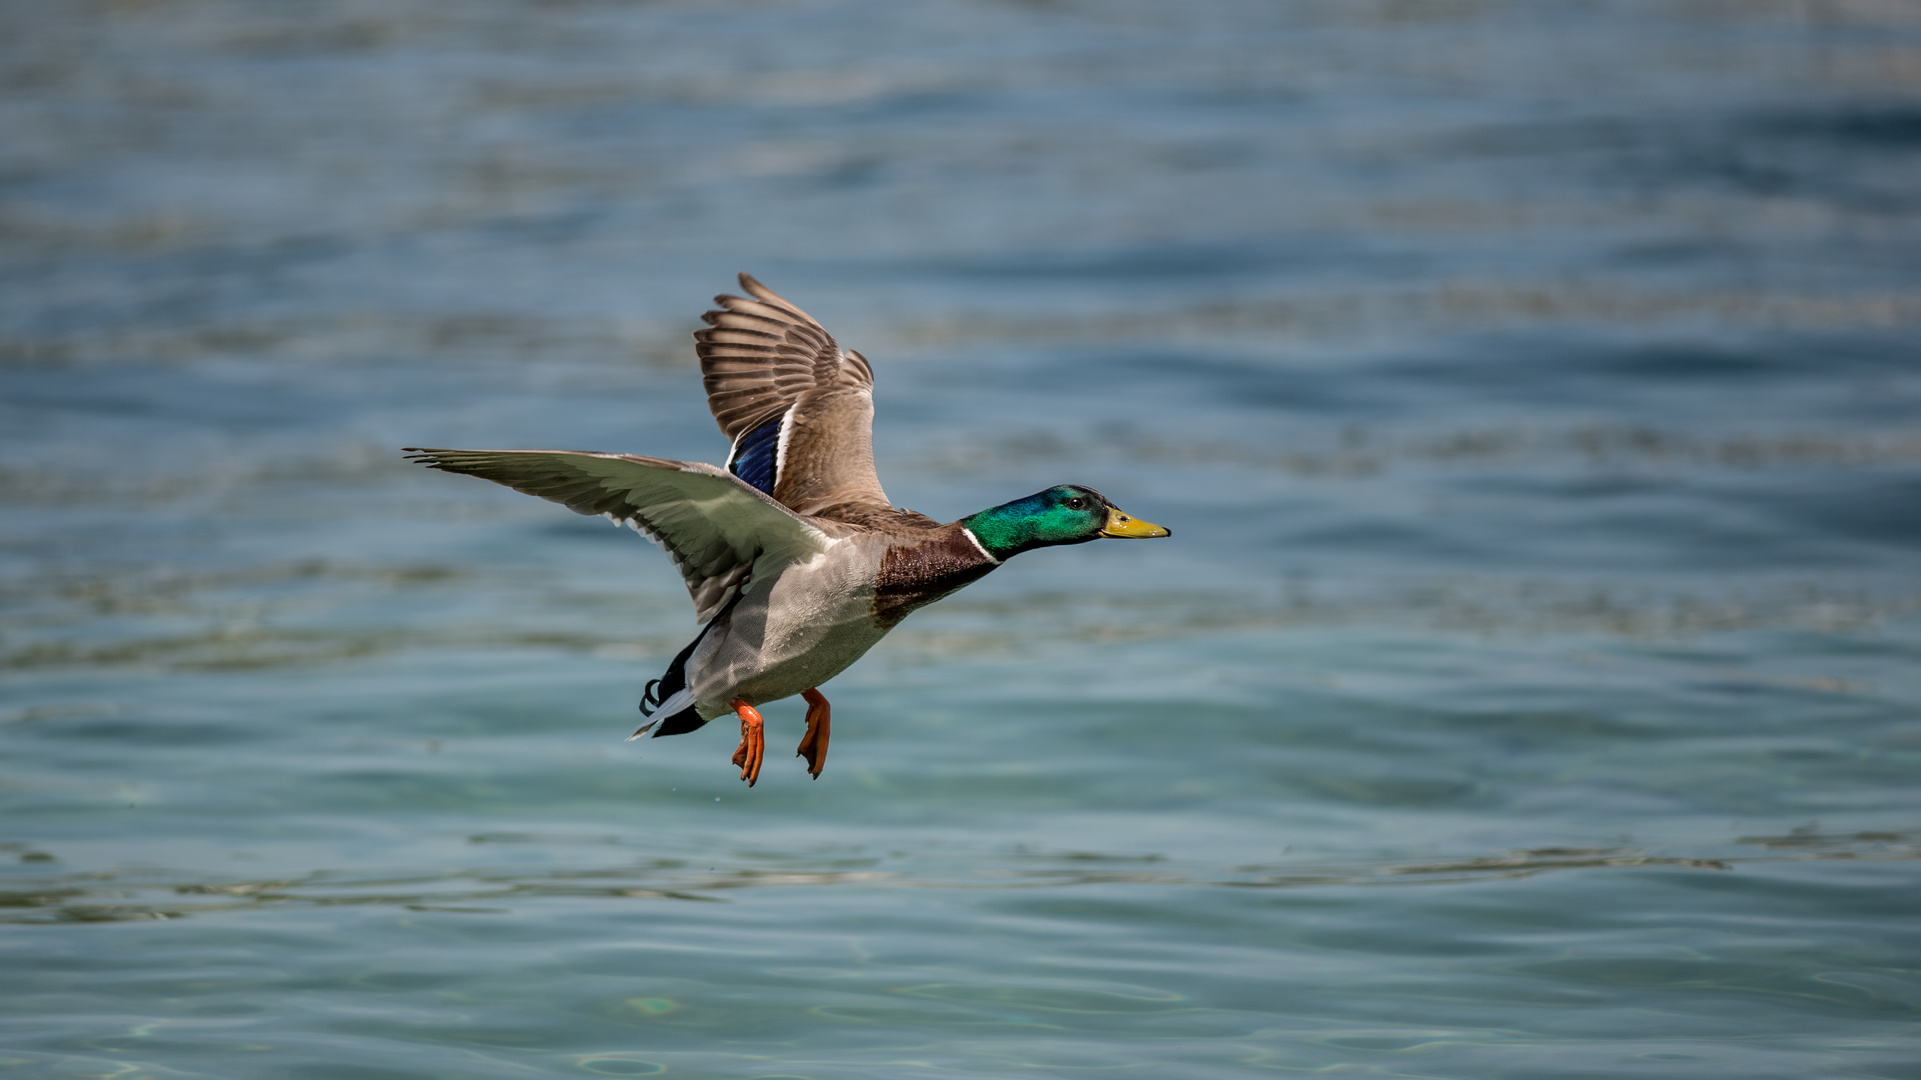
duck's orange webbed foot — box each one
[729,698,764,786]
[796,688,831,779]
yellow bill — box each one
[1101,506,1172,538]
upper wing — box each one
[404,448,838,623]
[696,273,893,520]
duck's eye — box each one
[1066,497,1087,510]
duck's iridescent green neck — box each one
[960,486,1108,561]
[959,500,1038,562]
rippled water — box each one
[4,2,1920,1077]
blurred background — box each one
[3,1,1919,1077]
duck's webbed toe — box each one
[730,698,765,786]
[796,688,832,779]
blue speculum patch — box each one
[730,415,782,495]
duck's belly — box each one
[685,559,892,716]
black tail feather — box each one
[638,631,703,718]
[633,611,726,738]
[634,595,741,739]
[651,705,707,737]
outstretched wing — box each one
[404,448,837,623]
[696,273,893,520]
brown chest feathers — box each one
[872,529,999,629]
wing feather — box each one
[404,447,836,623]
[696,273,892,518]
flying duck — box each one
[406,274,1170,786]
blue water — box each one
[4,2,1920,1077]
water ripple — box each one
[4,832,1913,925]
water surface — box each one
[3,2,1920,1077]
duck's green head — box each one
[961,485,1171,561]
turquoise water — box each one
[4,2,1920,1077]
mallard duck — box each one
[406,274,1169,786]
